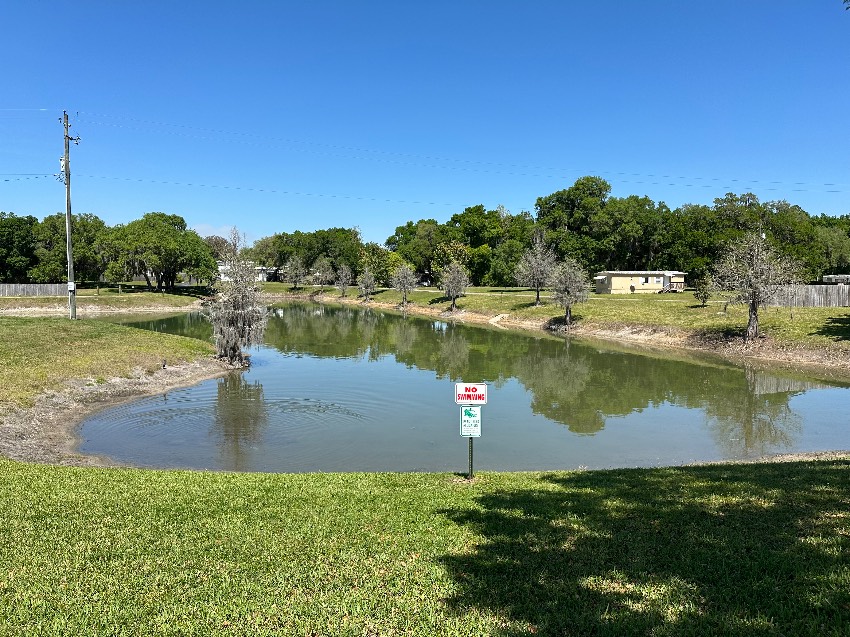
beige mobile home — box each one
[594,271,686,294]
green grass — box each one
[1,459,847,635]
[0,317,214,409]
[265,284,850,352]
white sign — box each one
[460,406,482,437]
[455,382,487,405]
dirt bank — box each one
[0,358,231,467]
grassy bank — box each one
[263,283,850,353]
[1,458,848,635]
[0,317,214,409]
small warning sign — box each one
[460,406,482,437]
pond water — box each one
[82,304,850,472]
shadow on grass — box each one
[428,295,451,306]
[439,461,850,636]
[813,315,850,342]
[80,283,212,298]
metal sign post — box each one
[459,402,483,480]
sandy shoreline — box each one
[2,296,849,469]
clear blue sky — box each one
[2,1,849,244]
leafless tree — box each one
[442,261,469,311]
[357,267,376,301]
[550,257,588,326]
[515,233,556,305]
[204,229,268,366]
[391,263,418,307]
[712,232,803,340]
[336,263,352,297]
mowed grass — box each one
[265,283,850,352]
[1,459,848,635]
[0,317,214,408]
[0,285,205,312]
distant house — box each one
[217,261,272,282]
[822,274,850,285]
[594,270,686,294]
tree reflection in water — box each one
[213,373,268,470]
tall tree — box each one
[336,263,352,297]
[104,212,216,290]
[357,267,376,301]
[29,212,108,283]
[0,212,38,283]
[712,232,803,340]
[204,229,268,366]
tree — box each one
[0,212,38,283]
[204,229,268,366]
[357,267,376,301]
[550,257,589,326]
[103,212,216,290]
[285,255,307,289]
[312,255,334,293]
[712,232,803,340]
[391,263,417,307]
[694,276,712,307]
[515,233,556,305]
[442,261,469,312]
[336,263,352,297]
[29,212,108,284]
[203,235,230,261]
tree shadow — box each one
[428,295,451,306]
[813,315,850,342]
[438,461,850,635]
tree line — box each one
[3,175,850,289]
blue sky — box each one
[2,1,849,244]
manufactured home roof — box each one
[595,270,687,276]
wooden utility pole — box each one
[62,111,79,319]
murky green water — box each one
[82,304,850,472]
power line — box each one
[76,174,458,207]
[77,111,849,193]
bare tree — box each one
[442,261,469,311]
[712,232,803,340]
[357,267,376,301]
[515,234,556,305]
[336,263,352,297]
[391,263,417,307]
[550,257,588,326]
[204,229,268,366]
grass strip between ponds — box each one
[1,459,848,636]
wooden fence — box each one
[0,283,66,297]
[768,284,850,308]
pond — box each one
[82,304,850,472]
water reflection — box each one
[89,303,848,470]
[213,373,268,470]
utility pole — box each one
[61,111,80,319]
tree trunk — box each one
[565,305,572,326]
[746,301,759,340]
[535,286,541,306]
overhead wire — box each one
[76,111,849,195]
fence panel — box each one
[769,284,850,308]
[0,283,66,297]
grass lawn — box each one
[0,284,205,313]
[0,317,214,409]
[264,283,850,353]
[1,459,848,635]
